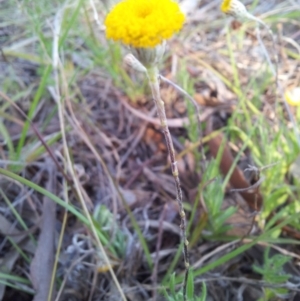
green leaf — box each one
[199,282,207,301]
[186,270,194,300]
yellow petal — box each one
[105,0,185,48]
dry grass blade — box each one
[51,5,126,301]
[193,240,239,269]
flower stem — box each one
[147,66,190,300]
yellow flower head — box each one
[285,87,300,106]
[105,0,185,48]
[221,0,231,13]
[220,0,247,17]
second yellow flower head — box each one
[221,0,232,13]
[220,0,248,17]
[105,0,185,48]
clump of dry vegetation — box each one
[0,0,300,301]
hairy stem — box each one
[147,66,190,300]
[159,74,207,166]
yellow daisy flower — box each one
[105,0,185,49]
[221,0,232,13]
[285,87,300,106]
[220,0,247,17]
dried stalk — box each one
[146,66,189,299]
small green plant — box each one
[253,248,291,300]
[202,158,236,235]
[162,272,207,301]
[93,204,127,258]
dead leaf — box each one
[30,164,56,301]
[207,132,263,211]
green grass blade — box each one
[16,65,52,160]
[0,168,115,253]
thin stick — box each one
[147,66,189,300]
